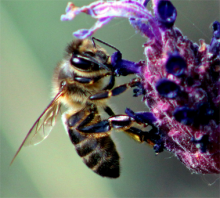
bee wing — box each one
[10,87,66,165]
[23,102,61,146]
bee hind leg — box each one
[125,108,164,154]
[126,126,164,154]
[77,111,164,154]
[78,114,133,133]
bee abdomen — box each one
[84,136,120,178]
[68,128,120,178]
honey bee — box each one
[11,38,163,178]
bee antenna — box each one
[91,37,120,52]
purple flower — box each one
[61,1,152,39]
[61,0,220,174]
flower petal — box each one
[61,1,153,39]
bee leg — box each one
[76,70,115,89]
[89,78,141,100]
[103,74,115,90]
[74,76,98,84]
[71,106,163,154]
[125,108,164,154]
[69,108,126,135]
[78,119,111,133]
[126,126,164,154]
[67,106,111,134]
[77,114,133,133]
[74,72,111,85]
[80,107,164,154]
[104,106,115,116]
[77,112,164,154]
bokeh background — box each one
[1,0,220,197]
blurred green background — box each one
[1,0,219,197]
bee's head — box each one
[66,39,111,72]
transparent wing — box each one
[10,87,66,165]
[23,102,61,146]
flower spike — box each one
[61,0,220,174]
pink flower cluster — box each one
[61,0,220,174]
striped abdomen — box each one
[65,109,120,178]
[68,128,120,178]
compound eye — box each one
[70,55,99,71]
